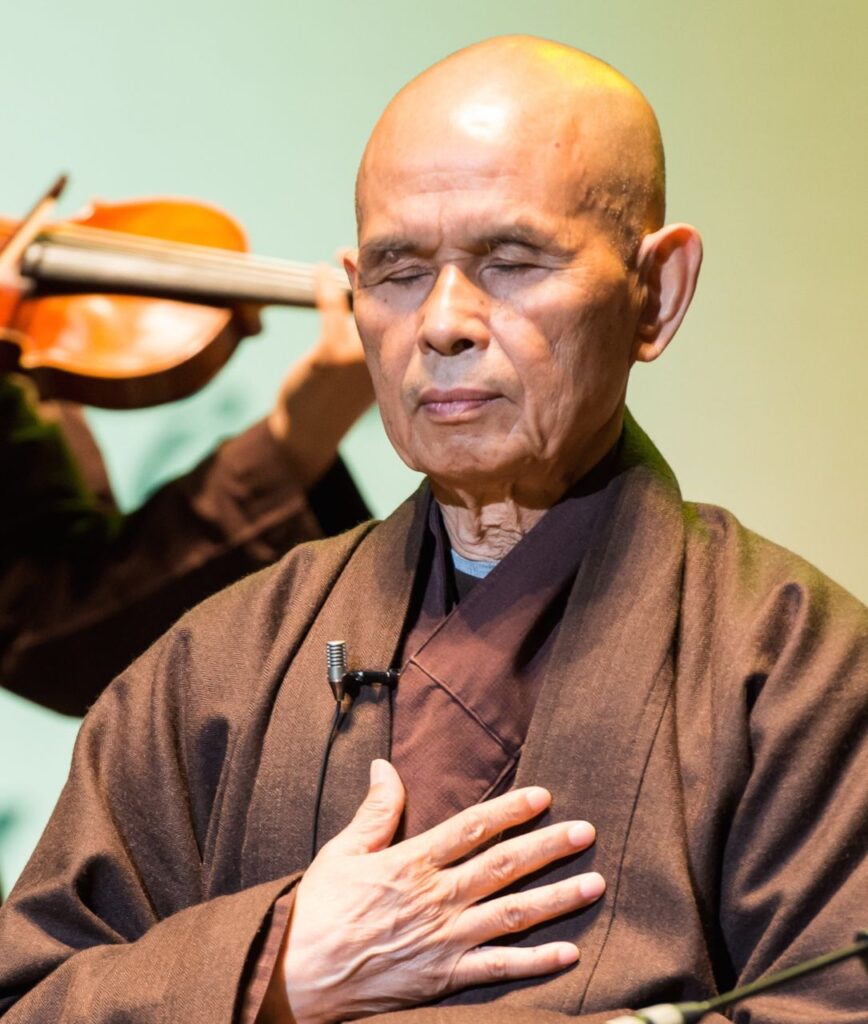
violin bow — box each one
[0,174,68,280]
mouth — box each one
[418,387,501,421]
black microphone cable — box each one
[310,641,399,861]
[310,700,347,862]
[310,641,351,861]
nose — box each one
[418,264,489,356]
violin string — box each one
[50,223,322,274]
[40,223,347,291]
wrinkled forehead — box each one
[357,105,603,246]
[356,39,664,251]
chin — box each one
[415,452,525,491]
[395,426,530,487]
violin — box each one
[0,178,350,409]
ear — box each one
[342,248,360,288]
[632,224,703,364]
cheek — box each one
[356,312,420,457]
[497,284,634,447]
[357,302,409,399]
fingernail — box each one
[579,872,606,899]
[370,759,386,785]
[558,943,580,965]
[567,821,595,847]
[525,787,551,812]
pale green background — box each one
[1,0,865,888]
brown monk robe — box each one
[0,418,866,1023]
[239,476,606,1019]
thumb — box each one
[329,759,405,855]
[312,263,362,365]
[313,263,350,318]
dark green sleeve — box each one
[0,376,118,556]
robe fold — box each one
[0,416,865,1024]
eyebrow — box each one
[358,222,573,269]
[478,223,558,249]
[479,227,574,260]
[357,237,421,270]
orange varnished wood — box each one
[0,198,257,408]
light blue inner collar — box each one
[451,549,498,579]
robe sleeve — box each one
[0,380,369,715]
[0,618,300,1023]
[717,565,868,1021]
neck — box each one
[432,423,623,561]
[437,495,548,562]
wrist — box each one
[283,916,343,1024]
[268,354,374,489]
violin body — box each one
[0,198,259,409]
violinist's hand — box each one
[269,760,604,1024]
[267,263,374,487]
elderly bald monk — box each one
[0,36,865,1024]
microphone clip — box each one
[326,641,398,712]
[339,668,399,701]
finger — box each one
[326,759,405,856]
[452,820,596,902]
[311,264,364,365]
[457,871,606,946]
[233,302,263,337]
[449,941,579,990]
[408,787,551,868]
[313,263,351,315]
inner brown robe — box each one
[393,451,617,839]
[0,414,865,1024]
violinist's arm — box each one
[268,265,374,487]
[0,280,372,716]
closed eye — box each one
[386,269,431,284]
[360,265,431,288]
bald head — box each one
[346,35,701,515]
[357,36,665,258]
